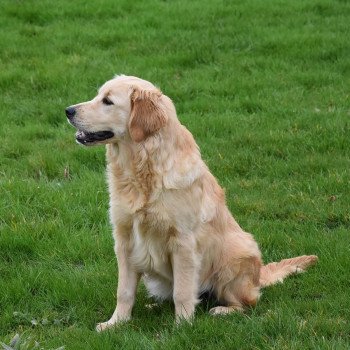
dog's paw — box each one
[96,316,130,332]
[209,306,229,316]
[209,306,243,316]
[96,321,118,332]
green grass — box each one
[1,0,350,348]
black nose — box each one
[65,106,76,119]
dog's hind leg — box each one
[209,256,261,316]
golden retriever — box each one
[65,75,317,331]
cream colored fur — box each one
[67,75,318,331]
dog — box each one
[65,75,317,331]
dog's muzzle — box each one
[65,105,115,146]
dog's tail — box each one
[259,255,318,288]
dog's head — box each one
[65,75,168,146]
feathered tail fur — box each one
[259,255,318,287]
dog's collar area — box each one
[75,130,114,145]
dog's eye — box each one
[102,97,114,105]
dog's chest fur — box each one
[107,144,176,279]
[130,211,173,279]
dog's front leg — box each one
[172,236,199,324]
[96,237,139,332]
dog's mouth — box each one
[75,130,115,145]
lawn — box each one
[0,0,349,348]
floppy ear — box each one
[129,87,168,142]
